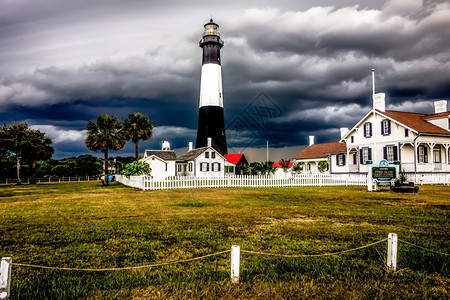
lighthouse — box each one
[195,19,227,155]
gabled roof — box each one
[380,110,450,135]
[224,153,244,165]
[341,109,450,141]
[144,150,177,161]
[176,148,208,162]
[176,147,227,162]
[273,161,294,168]
[294,142,346,159]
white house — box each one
[140,141,177,180]
[176,141,235,177]
[294,96,450,175]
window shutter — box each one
[363,124,367,137]
[343,154,346,166]
[388,120,391,134]
[393,146,398,161]
[424,147,428,163]
[381,121,384,135]
[360,149,363,164]
[336,155,339,166]
[383,146,387,160]
[369,123,372,137]
[218,163,221,171]
[368,148,372,160]
[207,163,210,171]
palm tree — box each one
[85,115,127,185]
[123,113,154,161]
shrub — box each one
[121,161,152,177]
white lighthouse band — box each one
[199,64,223,108]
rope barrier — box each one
[241,238,387,258]
[398,239,450,256]
[11,250,230,272]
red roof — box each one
[224,153,244,165]
[379,110,450,135]
[293,142,346,159]
[273,161,294,168]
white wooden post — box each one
[231,245,240,283]
[387,233,398,272]
[0,257,12,300]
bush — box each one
[121,161,152,177]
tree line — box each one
[0,112,153,184]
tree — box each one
[123,113,153,161]
[236,163,252,175]
[85,115,127,185]
[262,161,277,175]
[250,162,263,175]
[75,154,103,177]
[24,129,54,184]
[0,122,52,184]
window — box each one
[211,152,216,159]
[205,152,209,159]
[188,162,193,172]
[383,145,398,162]
[200,162,209,171]
[363,122,372,138]
[177,165,182,172]
[165,163,167,172]
[448,118,450,130]
[353,153,358,165]
[433,146,441,163]
[351,136,354,143]
[183,164,187,171]
[381,119,391,135]
[336,154,346,166]
[360,147,372,164]
[418,145,428,163]
[405,129,409,137]
[212,162,221,172]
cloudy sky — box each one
[1,0,449,158]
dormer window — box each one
[363,122,372,138]
[381,119,391,135]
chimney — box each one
[340,128,349,139]
[309,136,314,146]
[434,100,448,114]
[373,93,385,112]
[207,137,212,148]
[188,142,193,151]
[162,141,170,151]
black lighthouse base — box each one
[196,106,227,155]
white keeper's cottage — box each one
[294,95,450,175]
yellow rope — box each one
[11,250,231,272]
[398,239,450,256]
[241,238,388,258]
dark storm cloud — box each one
[1,0,449,158]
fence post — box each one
[387,233,398,272]
[231,245,240,284]
[0,257,12,300]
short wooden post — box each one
[387,233,398,272]
[231,245,240,283]
[0,257,12,300]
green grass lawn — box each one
[0,181,448,299]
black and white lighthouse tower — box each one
[195,19,227,155]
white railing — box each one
[116,174,368,191]
[406,173,450,185]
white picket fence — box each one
[115,174,369,191]
[406,173,450,185]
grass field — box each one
[0,181,448,299]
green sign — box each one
[372,167,396,182]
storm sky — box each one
[1,0,449,158]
